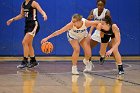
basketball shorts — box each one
[91,30,112,43]
[91,30,101,43]
[24,21,40,37]
[101,34,115,43]
[67,30,88,42]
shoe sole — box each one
[118,73,125,75]
[17,66,28,69]
[28,63,39,68]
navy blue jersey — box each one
[22,0,38,22]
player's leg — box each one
[28,21,40,68]
[80,37,93,72]
[111,38,124,75]
[99,43,108,65]
[17,33,30,69]
[99,35,110,65]
[90,39,99,49]
[28,34,39,68]
[28,36,34,57]
[81,38,91,61]
[69,39,80,75]
[89,39,99,61]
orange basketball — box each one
[41,42,54,54]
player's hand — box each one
[96,23,102,31]
[43,15,47,21]
[106,49,113,57]
[6,18,14,26]
[41,38,48,44]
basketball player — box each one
[41,14,99,75]
[97,15,124,75]
[87,0,111,64]
[7,0,47,69]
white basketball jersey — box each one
[93,8,108,21]
[70,18,87,32]
[69,18,88,35]
[91,8,108,42]
[67,18,88,42]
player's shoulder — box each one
[106,9,110,13]
[112,24,120,32]
[32,0,37,3]
[31,0,39,8]
[82,18,87,21]
[112,24,118,28]
[32,0,38,5]
[93,8,98,11]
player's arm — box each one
[7,5,24,26]
[41,22,73,44]
[85,20,100,35]
[105,10,111,17]
[87,9,94,20]
[111,24,121,50]
[87,9,95,35]
[106,24,121,56]
[32,1,47,21]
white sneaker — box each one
[83,59,88,65]
[72,66,79,75]
[83,61,93,72]
[83,59,94,67]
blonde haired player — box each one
[41,14,99,75]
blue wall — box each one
[0,0,140,56]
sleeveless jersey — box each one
[69,18,87,35]
[67,18,88,42]
[91,8,108,42]
[22,0,38,22]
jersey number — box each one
[25,12,29,17]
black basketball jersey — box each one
[101,25,115,38]
[22,0,38,22]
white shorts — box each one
[91,30,111,43]
[67,31,88,42]
[91,30,101,43]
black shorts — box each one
[24,21,40,36]
[101,34,115,43]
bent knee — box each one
[73,48,80,53]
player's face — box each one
[101,21,110,31]
[97,1,105,13]
[72,18,82,27]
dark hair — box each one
[72,14,83,21]
[97,0,106,5]
[103,15,112,25]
